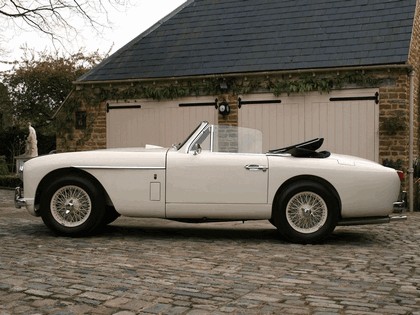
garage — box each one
[107,89,379,162]
[238,89,379,161]
[106,96,217,148]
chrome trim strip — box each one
[74,166,165,170]
[210,125,214,152]
[338,215,407,226]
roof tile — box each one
[79,0,417,82]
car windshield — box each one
[190,124,263,154]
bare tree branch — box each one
[0,0,130,52]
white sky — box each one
[0,0,187,70]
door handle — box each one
[245,164,268,172]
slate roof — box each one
[78,0,417,82]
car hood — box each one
[25,147,171,170]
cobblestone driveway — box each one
[0,189,419,315]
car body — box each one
[15,121,406,243]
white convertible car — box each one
[15,121,406,243]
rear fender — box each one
[272,175,342,219]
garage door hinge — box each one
[179,98,218,108]
[106,103,141,112]
[238,98,282,108]
[329,92,379,104]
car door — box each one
[165,150,269,219]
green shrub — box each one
[0,175,22,188]
[0,156,8,175]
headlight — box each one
[18,164,24,180]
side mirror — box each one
[193,143,202,155]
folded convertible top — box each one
[267,138,330,158]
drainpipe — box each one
[408,70,415,212]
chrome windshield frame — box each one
[209,125,214,152]
[178,121,209,154]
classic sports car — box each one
[15,121,406,243]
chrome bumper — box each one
[393,191,407,213]
[14,186,26,209]
[389,215,407,222]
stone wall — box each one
[408,0,420,171]
[56,96,107,152]
[379,71,411,169]
[217,94,239,126]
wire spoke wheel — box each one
[273,180,339,243]
[285,191,328,234]
[50,185,92,227]
[41,176,106,236]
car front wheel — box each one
[40,176,106,236]
[272,180,339,244]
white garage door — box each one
[239,89,379,161]
[107,97,217,148]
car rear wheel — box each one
[272,180,339,244]
[40,176,106,236]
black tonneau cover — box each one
[267,138,330,158]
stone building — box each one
[55,0,420,204]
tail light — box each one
[396,170,405,182]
